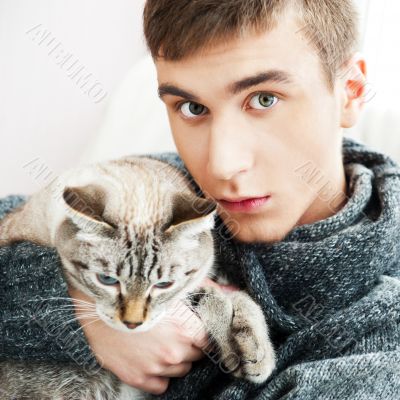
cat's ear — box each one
[165,193,217,236]
[63,185,115,233]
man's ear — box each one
[339,52,368,129]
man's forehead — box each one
[154,24,320,97]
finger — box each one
[167,300,211,350]
[191,328,211,350]
[182,344,205,362]
[168,302,206,337]
[201,277,221,289]
[162,343,205,365]
[220,284,240,293]
[158,362,193,377]
[201,277,240,293]
[130,376,170,395]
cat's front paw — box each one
[229,292,276,384]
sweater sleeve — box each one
[155,276,400,400]
[248,275,400,400]
[261,348,400,400]
[0,195,99,370]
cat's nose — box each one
[123,320,143,329]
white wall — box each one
[0,0,147,197]
[351,0,400,160]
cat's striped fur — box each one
[0,156,275,399]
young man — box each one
[1,0,399,398]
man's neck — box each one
[295,163,348,227]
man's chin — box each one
[221,214,296,244]
[227,225,291,244]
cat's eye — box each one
[97,273,119,286]
[153,281,174,289]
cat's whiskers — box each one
[25,296,90,302]
[54,315,98,328]
[46,302,96,308]
[73,317,101,336]
[41,314,101,338]
[25,296,95,307]
[48,313,100,330]
[48,305,97,311]
[37,306,97,316]
[38,313,96,327]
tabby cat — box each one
[0,155,275,400]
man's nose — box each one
[207,116,253,180]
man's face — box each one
[155,9,349,243]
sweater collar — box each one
[216,137,400,245]
[282,137,400,242]
[214,137,400,332]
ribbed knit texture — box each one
[1,137,399,399]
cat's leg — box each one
[189,287,275,384]
[187,287,235,372]
[227,290,276,383]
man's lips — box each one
[217,195,271,213]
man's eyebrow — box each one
[229,70,294,95]
[158,85,199,102]
[158,70,293,102]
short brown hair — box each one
[143,0,359,86]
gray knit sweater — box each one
[1,137,399,399]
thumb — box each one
[201,277,240,293]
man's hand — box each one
[201,277,240,293]
[68,287,209,395]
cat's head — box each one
[55,162,217,332]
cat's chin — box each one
[95,308,127,332]
[96,308,167,333]
[132,310,167,332]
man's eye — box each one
[179,102,207,118]
[248,93,278,110]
